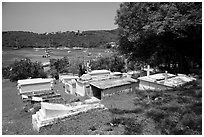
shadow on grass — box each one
[146,108,168,123]
[109,108,143,115]
[110,117,143,135]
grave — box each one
[90,77,138,99]
[32,97,106,132]
[88,70,111,77]
[75,70,138,99]
[64,79,77,94]
[76,70,111,96]
[59,74,79,84]
[138,65,196,91]
[17,78,54,94]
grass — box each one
[2,47,112,67]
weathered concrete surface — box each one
[32,97,106,132]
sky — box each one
[2,2,121,33]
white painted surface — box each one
[64,79,76,94]
[19,82,52,94]
[76,81,86,96]
[32,101,106,132]
[18,78,53,85]
[17,78,54,94]
[138,72,196,91]
[59,75,79,84]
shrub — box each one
[90,53,125,72]
[50,56,70,74]
[8,58,47,81]
[2,66,11,79]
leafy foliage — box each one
[4,58,47,81]
[115,2,202,74]
[90,53,125,72]
[2,66,11,79]
[49,57,70,79]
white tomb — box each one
[138,66,196,91]
[88,69,111,77]
[64,79,77,94]
[59,74,79,84]
[17,78,54,94]
[76,70,139,98]
[32,97,106,132]
[75,70,111,96]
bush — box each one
[50,56,70,74]
[90,53,125,72]
[2,66,11,79]
[49,69,59,79]
[8,58,47,81]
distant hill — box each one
[2,29,119,48]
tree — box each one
[8,58,47,81]
[115,2,202,74]
[90,53,125,72]
[50,56,70,74]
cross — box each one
[144,65,153,77]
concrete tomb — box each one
[32,97,106,132]
[17,78,54,94]
[138,68,196,91]
[90,77,138,99]
[64,79,77,94]
[75,70,138,99]
[88,69,111,77]
[59,74,79,84]
[21,90,62,103]
[75,70,111,97]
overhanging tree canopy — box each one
[115,2,202,74]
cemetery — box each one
[5,67,197,133]
[2,62,201,135]
[2,2,201,135]
[11,69,141,132]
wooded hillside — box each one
[2,29,119,48]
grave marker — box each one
[144,65,154,77]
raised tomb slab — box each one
[32,97,106,132]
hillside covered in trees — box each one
[2,29,119,48]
